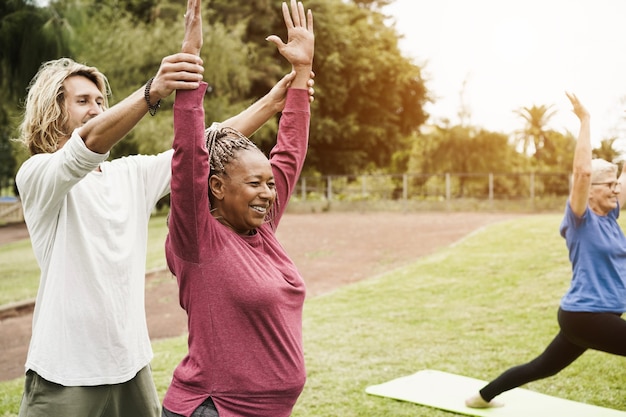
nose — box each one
[259,183,274,199]
[88,101,103,116]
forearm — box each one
[79,87,148,154]
[570,115,592,215]
[170,84,210,256]
[220,94,281,137]
[270,89,310,195]
[572,116,592,175]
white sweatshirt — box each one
[15,131,172,386]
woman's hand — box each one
[566,92,590,122]
[266,0,314,89]
[181,0,203,56]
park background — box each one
[2,0,626,416]
[4,0,626,203]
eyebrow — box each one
[244,174,274,181]
[74,93,104,101]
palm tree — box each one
[514,104,557,156]
[592,137,621,163]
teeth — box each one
[251,206,267,213]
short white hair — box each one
[591,158,618,182]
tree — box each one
[514,104,557,157]
[0,0,73,98]
[54,0,254,158]
[292,0,427,175]
[0,107,16,193]
[2,0,430,181]
[593,137,621,163]
[0,0,73,192]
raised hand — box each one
[182,0,203,56]
[566,92,590,122]
[266,0,314,73]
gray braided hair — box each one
[205,124,259,176]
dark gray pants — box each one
[162,398,218,417]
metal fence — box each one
[293,172,571,209]
[295,172,571,201]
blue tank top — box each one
[559,202,626,312]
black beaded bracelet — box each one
[144,77,161,116]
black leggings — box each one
[479,308,626,402]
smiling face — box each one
[59,75,105,148]
[209,148,276,235]
[589,175,621,216]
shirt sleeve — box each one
[168,83,210,262]
[16,131,109,236]
[268,88,310,226]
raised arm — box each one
[220,71,313,136]
[77,0,204,155]
[566,92,592,217]
[222,0,314,137]
[181,0,202,56]
[168,0,209,257]
[267,0,314,89]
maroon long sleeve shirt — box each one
[163,83,310,417]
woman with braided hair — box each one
[203,125,282,228]
[161,0,314,416]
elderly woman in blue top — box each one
[466,92,626,409]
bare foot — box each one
[465,392,504,408]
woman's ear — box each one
[209,175,225,200]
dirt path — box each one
[0,212,521,381]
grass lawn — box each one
[2,214,626,416]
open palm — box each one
[267,0,314,69]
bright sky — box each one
[384,0,626,149]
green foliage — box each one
[303,0,427,174]
[593,137,621,163]
[0,0,430,177]
[0,0,72,98]
[0,108,16,192]
[10,0,601,185]
[514,104,558,157]
[408,125,526,195]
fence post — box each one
[445,173,451,200]
[362,175,367,198]
[327,176,333,201]
[300,177,306,201]
[403,174,408,201]
[489,173,494,202]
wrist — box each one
[144,77,162,116]
[290,65,313,89]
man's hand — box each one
[149,53,204,102]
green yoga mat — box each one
[365,369,626,417]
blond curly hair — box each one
[18,58,111,155]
